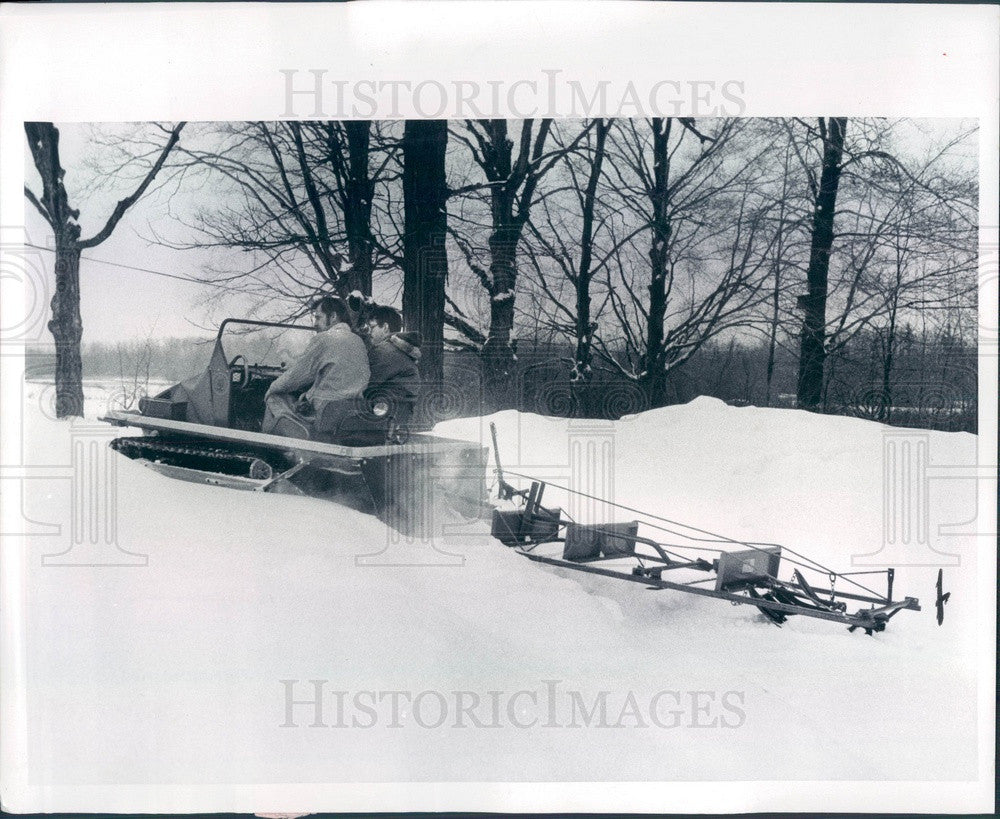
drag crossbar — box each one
[518,550,920,628]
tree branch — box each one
[23,185,52,227]
[79,122,186,248]
[444,303,487,347]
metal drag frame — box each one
[487,423,923,634]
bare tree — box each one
[160,121,398,313]
[586,118,776,404]
[402,120,449,384]
[764,142,797,405]
[325,121,378,295]
[522,119,614,388]
[793,117,849,408]
[446,118,594,405]
[779,118,977,410]
[784,117,979,410]
[114,332,155,411]
[24,121,185,417]
[830,151,976,415]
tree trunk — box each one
[482,120,516,401]
[342,120,373,296]
[475,119,553,410]
[879,300,899,423]
[49,245,85,417]
[482,121,517,406]
[765,144,792,407]
[571,120,610,386]
[26,121,183,419]
[639,118,672,408]
[481,225,519,407]
[764,274,781,406]
[455,119,556,410]
[25,122,85,417]
[479,121,518,407]
[568,119,611,416]
[402,120,448,384]
[796,117,847,408]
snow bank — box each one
[9,386,985,798]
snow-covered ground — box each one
[4,381,992,811]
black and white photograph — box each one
[1,2,996,814]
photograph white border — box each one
[1,2,996,813]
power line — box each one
[502,469,884,598]
[23,243,252,294]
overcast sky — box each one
[23,118,978,345]
[24,124,258,343]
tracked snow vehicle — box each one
[101,318,936,634]
[101,319,488,534]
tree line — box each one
[25,117,977,424]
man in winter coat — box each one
[262,295,370,439]
[364,305,422,409]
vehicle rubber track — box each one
[111,437,278,479]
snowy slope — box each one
[8,385,988,802]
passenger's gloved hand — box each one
[295,395,315,417]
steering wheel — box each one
[228,354,251,389]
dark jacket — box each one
[366,332,421,404]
